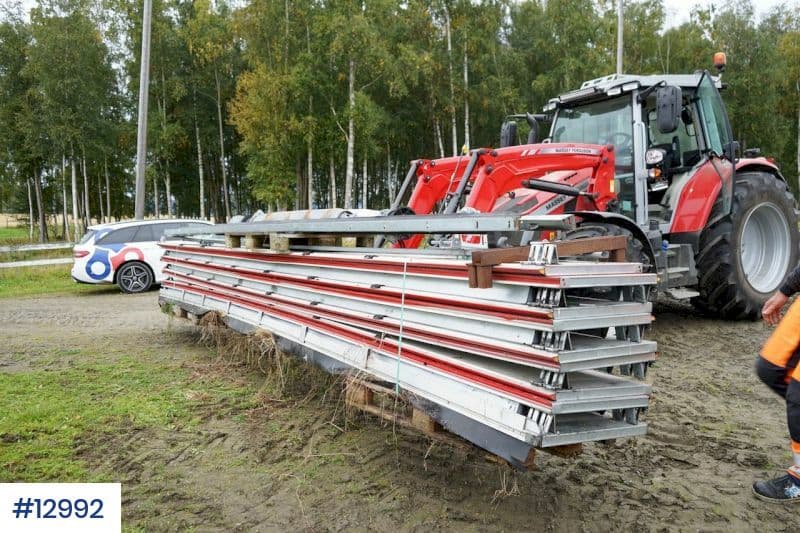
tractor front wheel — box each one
[692,171,799,319]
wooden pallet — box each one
[344,376,582,468]
[225,233,372,251]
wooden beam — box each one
[470,235,628,267]
[555,235,627,259]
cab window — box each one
[696,73,731,156]
[645,101,701,168]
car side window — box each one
[132,225,155,242]
[152,223,183,240]
[96,226,138,245]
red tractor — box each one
[384,65,799,319]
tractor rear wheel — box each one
[692,171,799,319]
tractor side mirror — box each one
[499,121,517,148]
[656,85,682,134]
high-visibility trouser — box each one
[758,298,800,471]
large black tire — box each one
[692,171,799,319]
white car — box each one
[71,219,213,293]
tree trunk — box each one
[98,179,105,223]
[796,82,800,193]
[434,118,445,159]
[27,176,34,241]
[344,57,356,209]
[387,146,395,203]
[61,155,71,241]
[196,121,206,219]
[443,5,457,157]
[362,157,368,209]
[153,164,160,219]
[329,154,337,209]
[215,69,231,221]
[81,153,90,227]
[165,159,173,218]
[307,139,314,209]
[104,158,111,223]
[463,43,470,152]
[71,152,80,236]
[33,168,47,243]
[295,156,304,210]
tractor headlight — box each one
[645,148,666,167]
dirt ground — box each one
[3,291,800,532]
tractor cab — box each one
[545,71,734,236]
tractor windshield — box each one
[551,96,636,218]
[551,97,634,170]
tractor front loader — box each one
[385,58,799,319]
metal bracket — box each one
[527,242,559,265]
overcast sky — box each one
[662,0,790,27]
[14,0,797,30]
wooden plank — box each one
[244,234,264,250]
[467,265,478,288]
[471,246,528,266]
[268,233,290,252]
[542,443,583,458]
[555,235,627,258]
[225,234,241,248]
[345,381,374,406]
[470,235,628,267]
[411,408,440,433]
[476,265,493,289]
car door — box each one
[92,226,140,281]
[131,224,164,281]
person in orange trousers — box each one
[754,272,800,503]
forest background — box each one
[2,0,798,241]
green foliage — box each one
[2,0,800,221]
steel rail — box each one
[162,257,654,333]
[164,213,577,237]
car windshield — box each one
[78,230,96,245]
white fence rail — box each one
[0,242,73,253]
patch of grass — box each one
[0,247,73,263]
[0,264,112,299]
[0,352,256,481]
[0,226,64,245]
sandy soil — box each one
[3,291,800,531]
